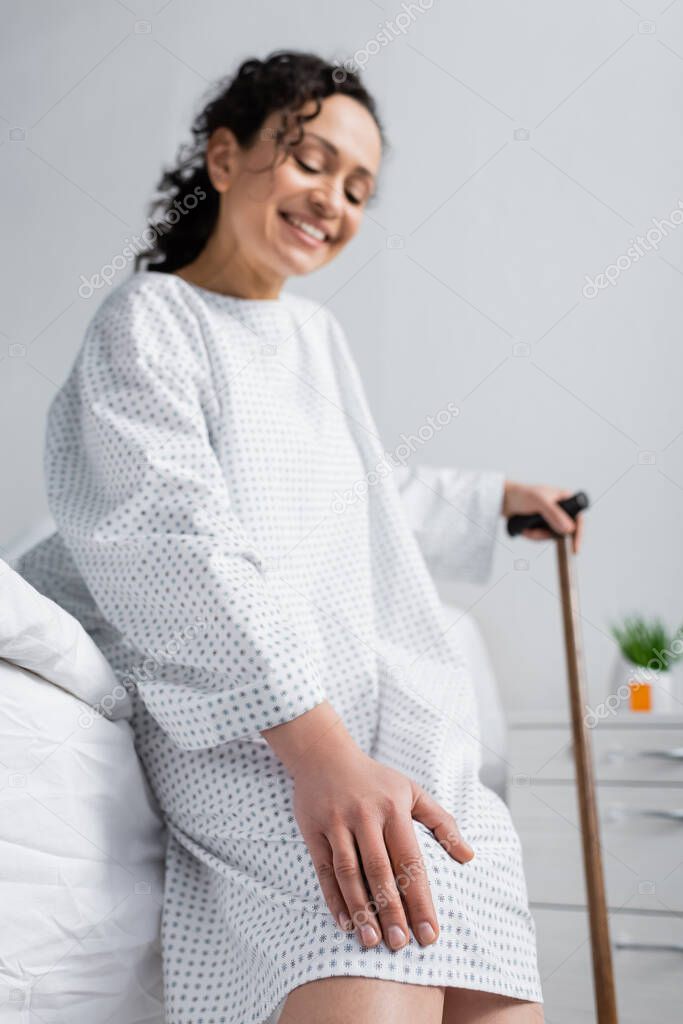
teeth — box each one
[284,213,326,241]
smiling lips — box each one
[279,210,332,247]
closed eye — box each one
[294,156,365,206]
[295,156,320,174]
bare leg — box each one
[442,987,544,1023]
[277,976,445,1024]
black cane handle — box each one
[506,490,590,537]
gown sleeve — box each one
[44,278,326,751]
[392,463,506,585]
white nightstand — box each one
[507,711,683,1022]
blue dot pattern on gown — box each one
[21,271,543,1022]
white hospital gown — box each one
[19,271,542,1023]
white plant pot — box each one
[652,665,683,715]
[609,652,682,715]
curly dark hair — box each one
[135,50,387,274]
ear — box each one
[205,126,237,193]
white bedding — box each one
[0,557,165,1023]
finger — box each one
[355,818,410,950]
[384,815,439,946]
[307,832,353,934]
[329,828,381,948]
[542,498,576,537]
[411,786,474,863]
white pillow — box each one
[0,557,132,719]
[0,559,166,1022]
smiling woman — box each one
[135,52,385,298]
[27,49,550,1024]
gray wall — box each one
[2,0,682,713]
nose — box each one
[309,180,344,219]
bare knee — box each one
[278,975,445,1024]
[442,987,544,1023]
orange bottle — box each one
[629,678,652,712]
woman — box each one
[26,51,583,1024]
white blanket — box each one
[0,558,165,1022]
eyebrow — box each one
[300,131,377,184]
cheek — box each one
[232,164,288,234]
[266,160,302,208]
[336,210,363,246]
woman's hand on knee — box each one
[261,701,474,952]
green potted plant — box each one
[609,614,683,714]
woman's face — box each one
[206,94,383,288]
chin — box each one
[280,251,329,276]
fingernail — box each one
[359,924,379,946]
[338,912,352,931]
[387,925,407,949]
[416,921,436,944]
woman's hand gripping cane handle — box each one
[506,490,590,537]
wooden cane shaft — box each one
[556,535,618,1023]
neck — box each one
[174,232,284,300]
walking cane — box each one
[507,492,619,1024]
